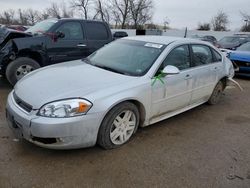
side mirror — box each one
[162,65,180,75]
[55,31,65,39]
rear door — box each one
[47,21,87,64]
[189,44,218,104]
[84,21,111,55]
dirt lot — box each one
[0,76,249,188]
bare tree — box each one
[26,9,40,25]
[61,3,74,18]
[46,3,61,18]
[240,11,250,32]
[211,11,229,31]
[18,9,29,25]
[45,2,74,19]
[37,10,50,21]
[71,0,93,19]
[111,0,130,29]
[93,0,111,23]
[197,22,211,31]
[163,16,170,31]
[129,0,153,29]
[0,9,15,25]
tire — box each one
[208,81,224,105]
[97,102,140,150]
[6,57,40,86]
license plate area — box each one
[6,109,23,138]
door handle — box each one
[77,44,87,47]
[184,74,192,80]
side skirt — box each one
[148,101,206,125]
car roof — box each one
[56,18,106,24]
[125,36,206,45]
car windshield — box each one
[236,42,250,51]
[86,39,166,76]
[26,19,58,34]
[219,36,246,43]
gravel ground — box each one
[0,76,249,188]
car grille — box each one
[13,92,33,113]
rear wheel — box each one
[208,81,224,105]
[6,57,40,85]
[97,102,140,149]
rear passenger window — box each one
[191,45,213,66]
[85,22,108,40]
[163,45,190,70]
[212,49,222,62]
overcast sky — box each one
[0,0,249,30]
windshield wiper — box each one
[94,64,128,75]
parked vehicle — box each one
[6,25,28,32]
[6,36,237,150]
[0,26,31,49]
[113,31,128,40]
[217,36,250,50]
[228,42,250,76]
[0,18,112,85]
[189,35,218,46]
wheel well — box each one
[101,100,146,128]
[126,100,146,127]
[220,76,227,90]
[18,51,43,66]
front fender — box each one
[0,40,17,73]
[12,37,47,65]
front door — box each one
[151,45,193,121]
[47,21,87,64]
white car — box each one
[6,36,236,150]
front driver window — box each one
[162,45,190,70]
[56,22,84,40]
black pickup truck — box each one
[0,18,113,85]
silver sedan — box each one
[6,36,236,149]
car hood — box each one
[229,51,250,62]
[14,60,136,109]
[0,27,31,48]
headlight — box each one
[38,99,92,118]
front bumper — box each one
[6,91,103,149]
[232,60,250,75]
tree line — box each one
[0,0,153,29]
[197,10,250,32]
[1,1,250,32]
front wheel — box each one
[208,81,224,105]
[97,102,140,149]
[6,57,40,85]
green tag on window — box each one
[151,72,165,86]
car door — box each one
[151,45,193,120]
[47,21,88,64]
[84,21,111,55]
[210,48,223,82]
[189,44,218,104]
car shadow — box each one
[0,76,12,89]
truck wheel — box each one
[97,102,140,150]
[6,57,40,85]
[208,81,224,105]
